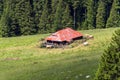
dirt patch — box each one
[3,57,20,61]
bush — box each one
[95,29,120,80]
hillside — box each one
[0,28,119,80]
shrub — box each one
[95,29,120,80]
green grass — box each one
[0,28,119,80]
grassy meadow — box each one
[0,28,119,80]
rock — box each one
[83,42,89,46]
[86,75,90,78]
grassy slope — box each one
[0,28,119,80]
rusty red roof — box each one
[45,28,83,42]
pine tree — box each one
[62,4,73,28]
[78,0,88,30]
[0,0,11,37]
[33,0,45,32]
[53,0,64,31]
[15,0,35,35]
[72,0,80,29]
[38,0,51,33]
[0,0,120,37]
[0,0,3,19]
[86,0,95,29]
[95,29,120,80]
[106,0,120,28]
[50,0,59,31]
[51,0,59,14]
[0,0,3,36]
[96,0,107,28]
[8,0,21,36]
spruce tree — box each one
[0,0,11,37]
[53,0,64,31]
[72,0,80,29]
[96,0,107,28]
[0,0,120,37]
[15,0,35,35]
[75,0,87,30]
[62,4,73,28]
[86,0,95,29]
[106,0,120,28]
[51,0,59,31]
[95,29,120,80]
[38,0,51,33]
[8,0,21,36]
[0,0,3,19]
[0,0,3,36]
[33,0,45,32]
[51,0,59,14]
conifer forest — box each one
[0,0,120,37]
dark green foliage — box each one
[50,0,59,31]
[62,4,73,28]
[7,0,21,36]
[0,0,3,19]
[106,0,120,28]
[95,29,120,80]
[0,0,120,37]
[15,0,35,35]
[53,0,64,31]
[0,0,11,37]
[86,0,95,29]
[38,0,51,33]
[72,0,80,29]
[33,0,45,32]
[0,1,3,36]
[96,0,107,28]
